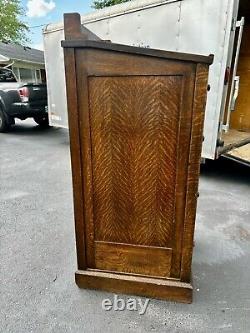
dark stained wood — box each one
[64,13,82,40]
[64,13,101,41]
[180,63,210,281]
[63,47,86,270]
[74,48,197,277]
[62,39,214,65]
[63,13,212,303]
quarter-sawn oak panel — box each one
[89,76,182,248]
[62,12,213,302]
[95,241,172,277]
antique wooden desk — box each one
[62,13,213,303]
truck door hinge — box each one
[236,17,245,28]
[232,17,245,31]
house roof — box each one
[0,42,44,64]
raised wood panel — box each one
[63,12,212,303]
[89,75,182,247]
[95,241,172,277]
[76,48,196,78]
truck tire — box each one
[34,115,49,127]
[0,107,10,133]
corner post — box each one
[64,13,82,40]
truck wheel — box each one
[34,115,49,127]
[0,108,10,133]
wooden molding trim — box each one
[75,270,193,304]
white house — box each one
[0,42,46,84]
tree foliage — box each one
[92,0,131,10]
[0,0,29,44]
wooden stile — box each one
[62,12,213,303]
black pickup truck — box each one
[0,68,48,132]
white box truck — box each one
[43,0,250,164]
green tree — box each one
[92,0,131,10]
[0,0,29,44]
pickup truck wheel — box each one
[34,115,49,127]
[0,108,10,132]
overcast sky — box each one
[21,0,93,50]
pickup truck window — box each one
[0,68,17,83]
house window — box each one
[36,69,41,83]
[40,69,46,83]
[19,68,36,83]
[12,67,20,81]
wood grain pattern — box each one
[63,48,86,270]
[181,63,210,281]
[62,39,213,65]
[95,241,172,277]
[63,12,212,303]
[89,76,181,247]
[75,270,193,303]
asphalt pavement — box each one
[0,119,249,333]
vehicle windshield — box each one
[0,68,17,83]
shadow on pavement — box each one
[201,157,250,185]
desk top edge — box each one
[61,39,214,65]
